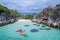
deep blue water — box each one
[0,21,60,40]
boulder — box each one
[30,29,38,32]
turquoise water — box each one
[0,21,60,40]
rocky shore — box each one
[0,13,18,26]
[32,19,60,29]
[32,4,60,29]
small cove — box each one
[0,21,60,40]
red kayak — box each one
[17,29,25,35]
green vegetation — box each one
[0,4,35,19]
[25,14,34,19]
[32,4,60,28]
[0,4,20,17]
[9,10,21,17]
[0,4,10,14]
[49,8,57,17]
[36,12,43,17]
[1,4,59,20]
[21,14,34,19]
[56,4,60,7]
[36,4,60,20]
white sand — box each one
[17,19,31,22]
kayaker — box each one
[17,29,25,35]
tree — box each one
[56,4,60,7]
[36,12,43,18]
[9,10,21,17]
[0,4,10,14]
[0,4,21,17]
[21,14,34,19]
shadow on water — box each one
[22,34,28,37]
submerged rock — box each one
[39,28,44,30]
[30,29,38,32]
[33,24,37,25]
[44,28,51,30]
[33,24,40,26]
[36,24,40,26]
[39,28,51,30]
[25,25,29,27]
[42,26,45,27]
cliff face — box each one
[0,4,20,26]
[32,4,60,28]
[42,5,60,22]
[0,13,18,26]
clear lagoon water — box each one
[0,21,60,40]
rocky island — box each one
[0,4,20,26]
[32,4,60,29]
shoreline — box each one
[32,19,60,29]
[17,19,31,22]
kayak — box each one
[19,32,25,34]
[17,29,25,35]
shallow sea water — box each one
[0,21,60,40]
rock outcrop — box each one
[0,13,18,26]
[32,4,60,29]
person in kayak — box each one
[17,29,25,35]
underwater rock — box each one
[44,28,51,30]
[39,28,51,30]
[42,26,45,27]
[33,24,40,26]
[39,28,44,30]
[30,29,38,32]
[33,24,37,25]
[36,24,40,26]
[25,25,29,27]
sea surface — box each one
[0,21,60,40]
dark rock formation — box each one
[25,25,29,27]
[33,24,40,26]
[42,26,45,27]
[33,24,37,25]
[39,28,51,30]
[39,28,44,30]
[0,13,18,26]
[36,24,40,26]
[30,29,38,32]
[32,4,60,29]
